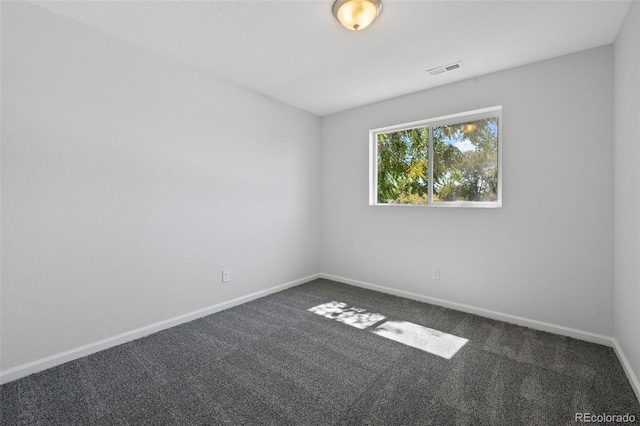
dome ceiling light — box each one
[333,0,382,31]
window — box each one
[370,106,502,208]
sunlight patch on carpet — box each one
[309,301,468,359]
[308,301,386,329]
[372,320,468,359]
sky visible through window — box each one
[441,119,498,153]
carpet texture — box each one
[1,279,639,425]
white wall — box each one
[614,0,640,395]
[321,46,614,336]
[1,2,320,374]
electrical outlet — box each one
[431,268,440,280]
[222,269,231,283]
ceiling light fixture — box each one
[333,0,382,31]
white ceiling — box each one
[32,0,632,116]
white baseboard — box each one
[319,273,614,347]
[612,338,640,402]
[5,271,636,403]
[0,273,320,385]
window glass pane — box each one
[377,127,429,204]
[432,117,499,202]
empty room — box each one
[1,0,639,424]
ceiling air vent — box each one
[428,61,463,76]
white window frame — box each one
[369,106,502,208]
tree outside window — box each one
[372,108,501,207]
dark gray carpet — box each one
[1,279,639,425]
